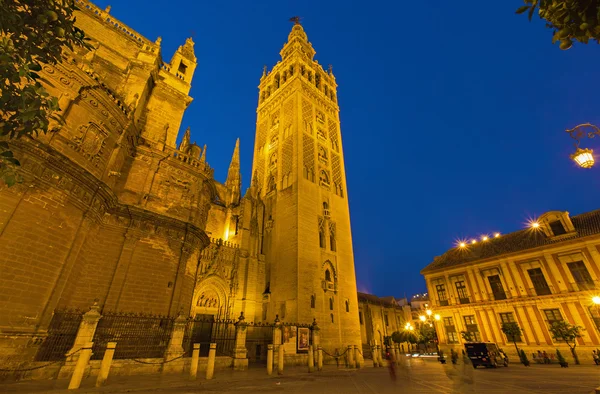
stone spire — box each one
[225,138,241,205]
[280,20,315,60]
[200,144,207,162]
[179,127,190,152]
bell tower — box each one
[251,20,361,349]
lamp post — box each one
[566,123,600,168]
[419,306,441,357]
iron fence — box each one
[245,322,274,363]
[35,310,83,361]
[182,317,236,358]
[91,312,174,360]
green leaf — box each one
[0,150,14,158]
[528,3,537,21]
[516,5,530,14]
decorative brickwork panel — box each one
[302,134,315,182]
[256,119,268,190]
[328,119,340,153]
[302,98,313,135]
[283,97,295,128]
[257,119,268,151]
[332,153,343,197]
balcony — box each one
[529,286,553,296]
[568,281,600,292]
[492,291,507,301]
[438,300,449,307]
[458,297,470,305]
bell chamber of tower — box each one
[250,22,361,350]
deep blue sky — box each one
[96,1,600,299]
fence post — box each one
[162,312,187,374]
[59,301,102,379]
[206,343,217,380]
[317,345,323,371]
[308,344,314,372]
[233,312,249,371]
[189,343,200,380]
[68,341,93,390]
[95,342,116,387]
[267,344,273,375]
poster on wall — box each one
[282,326,297,354]
[297,327,310,353]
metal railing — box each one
[182,317,236,358]
[91,312,174,360]
[35,310,83,361]
[245,322,274,362]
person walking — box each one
[386,350,396,381]
[542,351,550,364]
[593,350,599,365]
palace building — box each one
[421,209,600,361]
[0,1,360,364]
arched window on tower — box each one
[329,297,334,310]
[269,152,278,170]
[311,295,316,309]
[345,300,349,313]
[329,222,336,252]
[325,269,332,282]
[323,202,330,218]
[331,313,334,323]
[319,218,326,248]
[320,170,330,187]
[274,73,280,89]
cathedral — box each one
[0,0,360,359]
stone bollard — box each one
[317,345,323,371]
[372,345,379,367]
[347,345,355,368]
[233,312,249,371]
[189,343,200,380]
[95,342,116,387]
[277,345,285,375]
[308,344,315,372]
[68,342,93,390]
[206,343,216,380]
[354,345,361,369]
[267,344,274,375]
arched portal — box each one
[191,277,229,319]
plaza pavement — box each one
[2,357,600,393]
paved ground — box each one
[2,358,600,393]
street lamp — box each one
[566,123,600,169]
[419,305,441,358]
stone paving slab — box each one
[2,360,600,393]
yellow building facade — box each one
[421,210,600,362]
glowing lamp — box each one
[531,222,540,229]
[434,314,441,321]
[593,296,600,305]
[482,236,488,241]
[409,326,414,331]
[571,148,595,168]
[471,239,477,244]
[494,233,500,238]
[419,315,426,322]
[426,309,432,316]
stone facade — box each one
[357,293,413,353]
[0,1,361,366]
[421,209,600,363]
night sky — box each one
[93,1,600,299]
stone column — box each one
[206,343,216,380]
[372,342,379,367]
[347,345,355,368]
[267,344,274,375]
[233,312,249,371]
[162,313,187,374]
[95,342,116,387]
[311,318,320,369]
[68,342,93,390]
[354,345,362,368]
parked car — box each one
[464,342,508,368]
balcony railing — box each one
[458,297,470,305]
[529,286,553,296]
[568,281,600,292]
[492,291,507,301]
[438,300,449,307]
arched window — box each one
[345,300,349,312]
[320,170,330,186]
[330,313,334,323]
[325,269,331,282]
[269,152,277,168]
[319,225,326,248]
[329,297,334,310]
[311,295,315,309]
[267,175,276,192]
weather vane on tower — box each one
[289,16,302,25]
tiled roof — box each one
[357,292,399,307]
[421,208,600,274]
